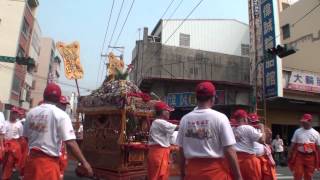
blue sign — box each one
[166,91,225,108]
[261,0,278,98]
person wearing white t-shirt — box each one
[233,109,265,180]
[288,113,320,180]
[2,107,24,180]
[177,82,242,180]
[272,134,284,165]
[23,83,93,180]
[248,113,276,180]
[148,101,178,180]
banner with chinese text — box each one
[261,0,280,98]
[287,71,320,93]
[56,41,84,80]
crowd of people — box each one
[147,81,320,180]
[0,83,93,180]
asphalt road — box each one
[9,161,320,180]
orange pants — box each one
[59,145,68,177]
[257,155,277,180]
[2,139,22,180]
[18,137,28,176]
[291,152,316,180]
[185,158,232,180]
[23,150,60,180]
[147,145,170,180]
[237,152,262,180]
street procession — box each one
[0,0,319,179]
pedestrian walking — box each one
[288,113,320,180]
[233,109,265,180]
[147,101,178,180]
[272,134,284,166]
[23,83,93,180]
[2,107,24,180]
[177,82,242,180]
[248,113,277,180]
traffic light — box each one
[16,56,35,71]
[267,44,296,58]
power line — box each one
[107,0,125,50]
[96,0,116,88]
[292,2,320,26]
[113,0,136,47]
[163,0,185,27]
[99,0,125,84]
[163,0,204,44]
[160,0,176,20]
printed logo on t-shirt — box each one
[28,114,48,133]
[185,120,212,140]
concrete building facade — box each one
[130,19,251,118]
[248,0,320,143]
[31,37,61,107]
[0,0,39,117]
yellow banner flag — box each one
[56,41,84,80]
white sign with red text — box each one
[288,71,320,93]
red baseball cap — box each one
[300,113,312,122]
[233,109,248,120]
[59,96,70,105]
[248,113,260,123]
[155,101,174,112]
[43,83,61,102]
[195,82,216,97]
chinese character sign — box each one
[287,71,320,93]
[56,41,84,80]
[261,0,278,98]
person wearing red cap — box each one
[288,113,320,180]
[2,107,24,180]
[248,113,276,180]
[23,83,93,180]
[177,82,242,180]
[233,109,265,180]
[147,101,178,180]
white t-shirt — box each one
[170,131,178,145]
[234,125,262,154]
[271,139,284,152]
[148,119,177,148]
[291,127,320,153]
[0,112,6,134]
[4,120,23,140]
[24,103,76,157]
[176,108,236,159]
[254,142,265,156]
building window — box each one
[241,44,249,56]
[179,33,190,47]
[22,18,30,38]
[282,24,290,40]
[12,75,21,93]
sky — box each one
[37,0,249,95]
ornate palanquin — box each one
[77,80,157,180]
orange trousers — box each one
[185,158,232,180]
[23,150,60,180]
[237,152,262,180]
[291,152,316,180]
[59,145,68,177]
[147,145,170,180]
[2,140,22,180]
[257,155,277,180]
[18,137,28,177]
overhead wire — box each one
[100,0,126,84]
[113,0,136,47]
[96,0,116,88]
[160,0,176,20]
[163,0,185,28]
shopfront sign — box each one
[166,91,225,108]
[261,0,279,98]
[287,71,320,93]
